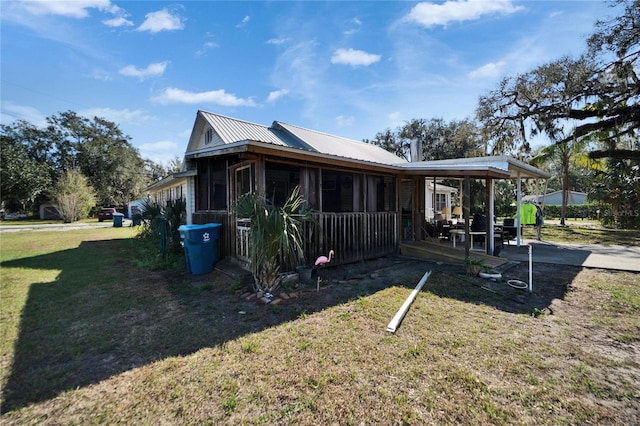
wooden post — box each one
[485,177,494,255]
[463,176,471,259]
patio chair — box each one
[502,218,520,245]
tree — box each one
[144,160,168,183]
[48,111,147,207]
[53,170,96,222]
[366,118,485,162]
[143,156,185,184]
[398,118,429,161]
[476,0,639,227]
[364,129,407,160]
[477,0,639,160]
[0,127,52,212]
[419,118,485,160]
[530,137,589,225]
[590,156,640,228]
[2,111,149,210]
[167,156,184,173]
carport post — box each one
[463,176,471,259]
[488,178,495,255]
[516,174,522,247]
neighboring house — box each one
[523,190,588,205]
[127,199,146,219]
[145,172,191,211]
[39,203,61,220]
[173,110,549,268]
[425,181,457,221]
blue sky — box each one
[1,1,615,165]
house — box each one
[127,199,146,219]
[523,190,588,205]
[145,173,189,207]
[39,203,61,220]
[148,110,549,268]
[425,181,457,221]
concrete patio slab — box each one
[499,239,640,272]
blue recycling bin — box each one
[113,213,124,228]
[178,223,222,274]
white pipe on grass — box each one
[386,270,432,333]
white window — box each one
[436,193,447,212]
[205,128,213,144]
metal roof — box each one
[273,121,409,165]
[190,112,549,180]
[193,111,407,165]
[399,156,550,179]
[199,111,286,146]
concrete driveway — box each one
[499,239,640,272]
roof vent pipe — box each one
[409,138,422,162]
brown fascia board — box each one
[185,140,402,175]
[184,140,523,179]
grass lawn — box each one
[531,220,640,246]
[1,225,638,424]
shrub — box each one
[53,170,96,222]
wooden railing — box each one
[303,212,398,266]
[235,218,251,264]
[192,211,398,269]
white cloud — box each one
[152,88,257,107]
[16,0,118,18]
[387,112,403,129]
[119,62,169,80]
[344,17,362,35]
[196,41,219,57]
[0,101,47,126]
[138,8,184,33]
[331,48,381,67]
[406,0,523,28]
[269,39,325,118]
[138,140,181,165]
[336,115,355,127]
[80,108,155,124]
[468,61,506,79]
[267,37,290,45]
[266,89,290,103]
[91,69,112,81]
[103,16,133,27]
[237,15,250,28]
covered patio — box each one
[397,156,550,265]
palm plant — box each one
[233,186,311,293]
[139,198,185,256]
[530,134,593,225]
[164,198,186,253]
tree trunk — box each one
[560,148,570,226]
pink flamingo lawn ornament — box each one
[315,250,334,266]
[314,250,334,293]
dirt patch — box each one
[185,255,583,323]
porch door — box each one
[401,179,413,240]
[230,162,254,265]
